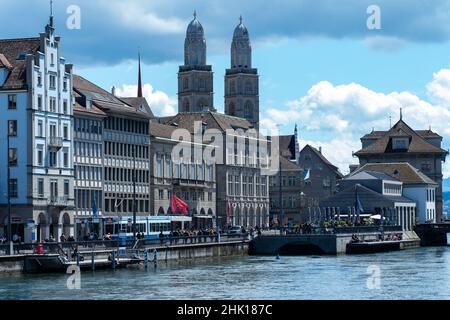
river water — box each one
[1,247,450,300]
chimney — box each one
[319,146,322,154]
[111,86,116,96]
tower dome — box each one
[184,11,206,66]
[231,16,252,69]
[233,16,249,40]
[187,11,204,38]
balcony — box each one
[49,136,63,149]
[48,196,69,208]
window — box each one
[64,180,69,197]
[421,162,432,173]
[37,120,43,137]
[63,148,69,168]
[8,120,17,136]
[38,179,44,197]
[37,72,42,86]
[8,148,17,166]
[50,53,54,65]
[183,78,189,90]
[63,79,68,91]
[49,75,56,89]
[50,180,58,198]
[199,78,205,90]
[156,155,162,177]
[49,97,56,112]
[63,100,68,115]
[8,95,17,109]
[164,156,171,178]
[9,179,18,198]
[63,125,69,140]
[37,95,43,111]
[37,145,43,166]
[228,173,234,196]
[158,190,164,200]
[392,138,409,150]
[49,151,57,168]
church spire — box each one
[400,107,403,121]
[137,49,143,98]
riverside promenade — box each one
[0,234,249,274]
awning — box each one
[168,216,192,222]
[193,215,213,219]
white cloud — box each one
[115,83,177,117]
[263,69,450,178]
[105,1,185,35]
[427,69,450,105]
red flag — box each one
[171,195,189,215]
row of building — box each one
[0,12,448,242]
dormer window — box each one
[392,137,409,150]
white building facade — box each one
[0,17,74,242]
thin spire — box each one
[193,10,197,19]
[389,116,392,128]
[239,15,243,24]
[137,48,143,98]
[400,107,403,121]
[50,0,54,26]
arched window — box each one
[158,207,165,215]
[230,81,236,95]
[228,102,236,116]
[244,101,253,119]
[198,99,208,111]
[245,81,252,94]
[183,78,189,90]
[199,78,205,90]
[184,100,190,112]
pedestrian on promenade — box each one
[60,234,66,242]
[159,231,164,245]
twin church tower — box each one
[178,12,260,128]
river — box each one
[1,247,449,300]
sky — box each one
[2,0,450,182]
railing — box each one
[48,196,69,207]
[0,240,119,256]
[128,233,249,249]
[48,136,64,148]
[0,235,250,256]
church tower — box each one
[225,16,259,128]
[178,11,214,113]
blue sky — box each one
[3,0,450,181]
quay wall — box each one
[0,256,24,274]
[146,241,248,262]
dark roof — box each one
[320,183,415,212]
[345,171,399,182]
[280,156,303,171]
[362,129,442,140]
[356,120,448,156]
[164,112,263,136]
[301,145,343,178]
[149,121,178,140]
[352,163,437,185]
[0,37,40,90]
[120,97,155,119]
[273,135,296,160]
[73,74,152,119]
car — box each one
[228,226,243,235]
